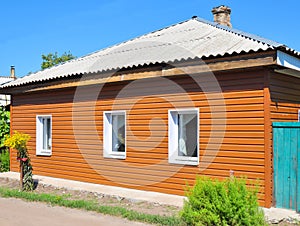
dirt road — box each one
[0,198,150,226]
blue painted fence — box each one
[273,122,300,212]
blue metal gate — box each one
[273,122,300,212]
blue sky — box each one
[0,0,299,77]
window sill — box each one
[104,153,126,160]
[36,153,52,157]
[36,150,52,157]
[169,158,198,166]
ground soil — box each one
[0,177,180,218]
[0,177,298,225]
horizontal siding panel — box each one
[270,113,298,120]
[202,150,264,159]
[27,154,266,174]
[200,168,264,179]
[12,123,265,131]
[12,103,264,115]
[271,92,300,103]
[12,89,264,110]
[12,110,265,119]
[28,157,264,184]
[26,143,264,154]
[270,73,300,122]
[270,104,300,112]
[270,85,300,97]
[32,162,183,186]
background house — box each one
[1,6,300,210]
[0,66,16,107]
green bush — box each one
[0,149,10,172]
[180,176,266,226]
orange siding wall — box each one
[11,70,267,204]
[269,72,300,206]
[270,72,300,121]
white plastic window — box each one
[168,109,199,165]
[36,115,52,156]
[103,111,126,159]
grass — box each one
[0,187,183,225]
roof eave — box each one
[1,51,278,94]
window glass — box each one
[178,113,197,157]
[112,114,125,152]
[36,115,52,156]
[42,117,51,150]
[103,111,126,159]
[168,109,199,165]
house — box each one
[0,66,16,107]
[1,6,300,209]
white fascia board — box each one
[277,50,300,71]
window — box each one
[36,115,52,156]
[103,111,126,159]
[298,110,300,122]
[168,109,199,165]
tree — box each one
[0,107,10,151]
[41,51,76,69]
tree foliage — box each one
[0,107,10,172]
[0,150,9,172]
[41,51,76,69]
[0,107,10,151]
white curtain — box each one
[112,114,125,152]
[46,118,51,149]
[42,117,51,150]
[178,113,197,156]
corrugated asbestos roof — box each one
[3,17,300,88]
[0,76,14,85]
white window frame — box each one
[103,111,126,159]
[298,109,300,122]
[168,108,199,165]
[36,115,52,156]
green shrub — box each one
[0,149,10,172]
[180,176,266,226]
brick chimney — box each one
[10,65,16,79]
[212,5,232,28]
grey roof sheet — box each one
[0,77,14,85]
[3,17,299,88]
